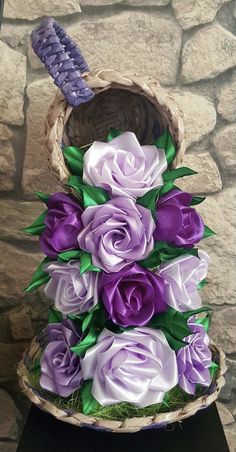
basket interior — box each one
[63,88,168,148]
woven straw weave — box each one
[45,69,186,188]
[17,338,226,433]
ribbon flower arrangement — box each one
[24,129,217,415]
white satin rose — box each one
[44,261,99,315]
[157,251,209,312]
[83,131,167,198]
[81,327,178,408]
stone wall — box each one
[0,0,236,450]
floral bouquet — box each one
[18,128,226,432]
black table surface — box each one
[17,402,229,452]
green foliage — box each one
[64,146,84,176]
[154,129,176,165]
[107,128,122,141]
[22,210,47,235]
[139,241,199,271]
[203,225,216,239]
[24,257,51,292]
[35,191,50,203]
[48,307,63,324]
[66,175,110,207]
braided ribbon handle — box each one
[31,18,94,107]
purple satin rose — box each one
[40,192,83,258]
[83,131,167,199]
[77,197,155,273]
[81,327,178,407]
[40,319,82,397]
[157,251,209,312]
[176,317,212,395]
[154,189,204,247]
[44,261,99,315]
[99,263,167,327]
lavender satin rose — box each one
[176,317,212,395]
[40,192,83,258]
[83,131,167,199]
[40,320,82,397]
[157,251,209,312]
[44,261,99,315]
[81,327,178,407]
[154,189,204,247]
[99,263,166,327]
[78,197,155,273]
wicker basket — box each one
[19,18,226,432]
[17,338,226,433]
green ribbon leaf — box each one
[107,128,122,142]
[24,257,51,292]
[68,312,87,323]
[182,306,212,319]
[209,362,219,380]
[154,129,176,165]
[71,325,99,357]
[191,196,206,206]
[57,250,101,273]
[149,308,191,340]
[203,225,216,239]
[58,250,82,262]
[48,307,63,324]
[80,252,101,274]
[139,241,199,271]
[22,210,47,236]
[66,176,110,207]
[35,191,50,203]
[163,167,197,184]
[158,180,175,197]
[195,315,210,332]
[161,328,188,351]
[71,304,106,356]
[137,187,161,217]
[81,303,106,333]
[149,306,212,346]
[81,380,100,415]
[198,279,208,290]
[64,146,84,176]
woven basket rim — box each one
[17,338,227,433]
[44,69,186,188]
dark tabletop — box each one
[17,402,229,452]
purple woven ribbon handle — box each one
[31,18,94,107]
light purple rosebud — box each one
[157,251,209,312]
[81,327,178,408]
[44,261,99,315]
[77,197,155,273]
[83,132,167,199]
[40,192,83,258]
[40,320,82,397]
[154,189,205,248]
[176,317,212,395]
[99,263,167,327]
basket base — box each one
[17,403,230,452]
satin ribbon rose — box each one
[99,263,166,327]
[44,261,99,315]
[156,251,209,312]
[83,131,167,199]
[81,327,178,407]
[40,320,82,397]
[78,197,155,273]
[176,316,212,394]
[154,189,204,248]
[40,192,83,258]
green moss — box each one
[25,365,210,420]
